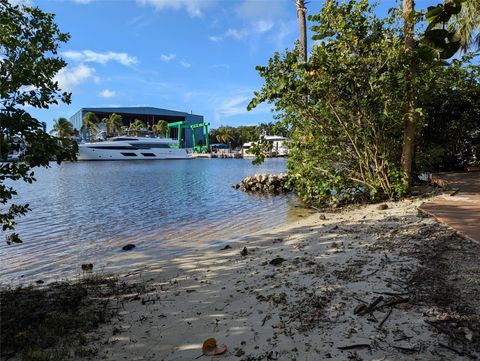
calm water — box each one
[0,159,307,285]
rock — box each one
[220,245,232,250]
[35,280,44,284]
[240,247,249,256]
[269,257,286,266]
[238,173,289,194]
[272,292,287,304]
[377,203,389,210]
[81,263,93,271]
[122,244,136,251]
[319,214,327,220]
[232,183,240,189]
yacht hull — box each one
[78,138,189,160]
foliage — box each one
[209,123,290,148]
[456,0,480,51]
[152,119,168,137]
[0,275,145,361]
[129,119,145,131]
[416,55,480,171]
[249,1,413,207]
[103,113,123,137]
[81,112,99,140]
[0,0,77,243]
[128,119,146,136]
[420,0,480,61]
[214,126,234,145]
[53,117,74,138]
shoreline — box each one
[85,198,480,360]
[2,198,479,360]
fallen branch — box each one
[377,307,393,330]
[438,343,477,360]
[392,345,419,353]
[373,291,410,296]
[337,344,371,350]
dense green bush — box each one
[416,56,480,172]
[249,1,410,206]
[249,0,479,207]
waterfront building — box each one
[69,106,204,148]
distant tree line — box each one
[209,123,290,148]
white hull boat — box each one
[78,136,189,160]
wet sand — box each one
[85,199,479,361]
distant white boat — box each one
[242,135,289,158]
[78,136,189,160]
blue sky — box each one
[18,0,435,130]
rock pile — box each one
[233,173,290,194]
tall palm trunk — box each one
[401,0,416,187]
[296,0,307,62]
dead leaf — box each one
[202,338,228,356]
[202,338,217,354]
[394,303,413,310]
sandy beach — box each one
[76,198,479,361]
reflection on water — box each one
[0,158,308,285]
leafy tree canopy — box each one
[0,0,77,244]
[248,0,478,207]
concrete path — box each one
[419,172,480,243]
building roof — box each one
[78,106,201,117]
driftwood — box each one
[438,343,477,359]
[337,344,371,350]
[354,296,384,316]
[377,307,393,329]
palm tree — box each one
[82,112,99,141]
[104,113,123,137]
[296,0,307,62]
[400,0,416,188]
[129,119,145,136]
[53,117,74,138]
[152,119,169,137]
[216,126,234,149]
[455,0,480,51]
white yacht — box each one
[78,136,189,160]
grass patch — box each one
[1,275,143,361]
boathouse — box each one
[69,106,204,148]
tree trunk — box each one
[296,0,307,62]
[401,0,416,187]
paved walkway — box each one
[419,172,480,243]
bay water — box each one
[0,159,308,285]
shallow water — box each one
[0,158,308,285]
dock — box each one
[191,153,243,159]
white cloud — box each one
[136,0,214,18]
[209,28,248,42]
[269,19,297,49]
[62,50,138,67]
[99,89,116,98]
[54,64,95,91]
[160,53,176,62]
[217,96,250,118]
[255,20,274,33]
[179,60,191,68]
[212,91,272,122]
